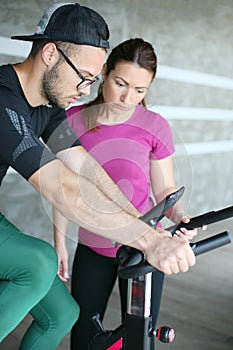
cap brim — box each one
[11,34,48,41]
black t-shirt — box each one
[0,64,81,186]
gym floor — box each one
[1,219,233,350]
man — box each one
[0,3,195,349]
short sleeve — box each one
[0,87,57,180]
[150,114,175,160]
[42,107,82,153]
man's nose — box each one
[78,85,92,96]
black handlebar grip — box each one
[190,231,231,256]
[168,206,233,235]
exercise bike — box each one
[89,187,232,350]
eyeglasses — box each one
[56,47,99,90]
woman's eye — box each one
[116,81,124,87]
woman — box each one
[54,38,197,350]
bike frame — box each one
[90,272,166,350]
[89,187,232,350]
[122,272,157,349]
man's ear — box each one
[101,63,107,80]
[41,43,58,66]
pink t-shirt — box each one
[66,104,175,257]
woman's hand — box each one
[173,213,197,240]
[55,243,70,282]
[174,213,206,241]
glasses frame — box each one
[56,47,99,90]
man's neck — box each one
[13,58,48,107]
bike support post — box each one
[123,273,153,349]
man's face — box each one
[41,45,106,108]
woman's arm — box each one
[150,156,197,240]
[53,207,70,282]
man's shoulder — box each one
[0,64,22,102]
[0,64,16,86]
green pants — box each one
[0,213,79,349]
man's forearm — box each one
[30,159,150,245]
[30,160,196,274]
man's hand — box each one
[131,227,196,275]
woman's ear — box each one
[101,63,107,80]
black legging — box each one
[71,244,164,350]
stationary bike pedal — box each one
[91,313,105,332]
[155,325,176,343]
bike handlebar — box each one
[118,189,233,279]
[167,205,233,234]
[140,186,185,226]
[118,231,232,279]
[190,231,231,255]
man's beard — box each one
[41,63,65,109]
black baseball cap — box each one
[11,2,109,49]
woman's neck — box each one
[97,104,136,125]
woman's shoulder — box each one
[134,104,169,127]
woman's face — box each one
[102,61,153,112]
